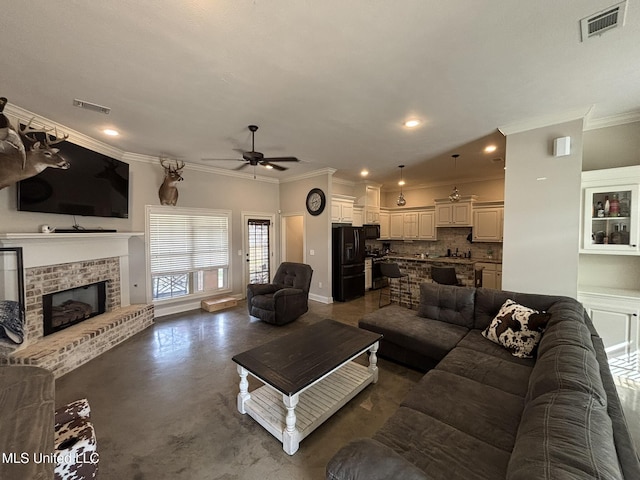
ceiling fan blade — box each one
[263,156,299,162]
[262,162,287,171]
[234,163,250,170]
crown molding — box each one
[279,167,337,184]
[498,106,591,136]
[584,110,640,131]
[4,104,125,159]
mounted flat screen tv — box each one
[17,140,129,219]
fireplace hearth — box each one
[43,281,107,336]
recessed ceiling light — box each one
[536,177,547,181]
[403,119,420,128]
[103,129,119,136]
[484,145,497,153]
[398,179,406,186]
[361,169,369,177]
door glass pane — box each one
[248,219,270,284]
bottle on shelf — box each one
[609,194,620,217]
[620,192,630,217]
[604,196,610,216]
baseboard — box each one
[309,293,332,304]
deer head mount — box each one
[0,105,71,190]
[158,157,185,206]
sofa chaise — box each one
[326,283,640,479]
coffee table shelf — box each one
[232,319,382,455]
[242,362,373,445]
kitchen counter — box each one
[383,254,502,266]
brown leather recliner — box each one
[247,262,313,325]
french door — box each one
[246,217,272,284]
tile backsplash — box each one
[367,227,502,260]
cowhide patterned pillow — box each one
[482,299,551,358]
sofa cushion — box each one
[536,300,594,356]
[359,306,468,363]
[373,406,512,480]
[417,283,476,328]
[436,346,533,397]
[457,330,536,367]
[474,288,563,330]
[326,438,429,480]
[508,391,623,480]
[527,343,607,405]
[402,370,524,452]
[482,299,551,358]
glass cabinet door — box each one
[583,184,638,253]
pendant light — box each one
[397,165,406,206]
[448,154,461,203]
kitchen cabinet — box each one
[354,183,381,224]
[331,195,355,223]
[418,210,437,240]
[379,211,390,239]
[476,262,502,290]
[403,212,419,239]
[389,213,404,239]
[365,257,373,290]
[473,203,504,242]
[435,196,476,227]
[578,288,639,357]
[352,206,364,227]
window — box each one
[147,206,231,301]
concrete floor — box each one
[55,292,422,480]
[55,291,640,480]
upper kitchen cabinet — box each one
[331,194,355,223]
[581,167,640,255]
[473,202,504,242]
[355,182,381,224]
[379,210,390,239]
[418,209,437,240]
[435,196,477,227]
[352,206,364,227]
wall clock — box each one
[306,188,326,216]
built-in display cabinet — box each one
[581,167,640,255]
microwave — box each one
[363,224,380,239]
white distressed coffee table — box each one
[232,319,382,455]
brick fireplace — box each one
[0,232,154,377]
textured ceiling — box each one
[1,1,639,189]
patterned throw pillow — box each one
[482,299,551,358]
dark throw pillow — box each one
[481,299,551,358]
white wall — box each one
[279,172,333,302]
[380,177,504,207]
[502,119,584,297]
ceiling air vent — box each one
[73,98,111,115]
[580,1,627,41]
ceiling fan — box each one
[204,125,299,174]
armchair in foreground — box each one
[247,262,313,325]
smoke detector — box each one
[73,98,111,114]
[580,1,627,41]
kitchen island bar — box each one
[380,255,501,307]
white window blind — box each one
[149,210,230,275]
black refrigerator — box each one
[332,226,365,302]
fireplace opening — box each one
[43,281,107,336]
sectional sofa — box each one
[326,283,640,479]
